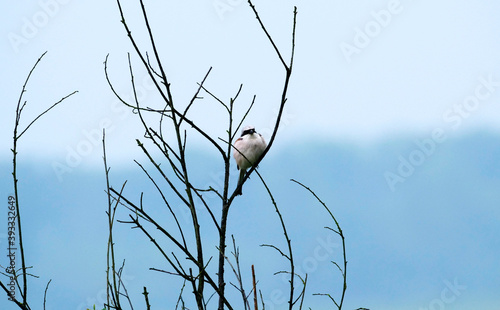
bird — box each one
[233,126,267,195]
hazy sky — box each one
[2,0,500,164]
[1,1,500,309]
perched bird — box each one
[233,126,267,195]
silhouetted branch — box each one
[291,179,347,310]
[142,287,151,310]
[252,265,258,310]
[229,2,298,203]
[103,130,125,310]
[107,1,299,309]
[255,171,297,310]
[1,51,76,310]
[43,279,51,310]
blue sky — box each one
[1,0,500,309]
[2,0,500,160]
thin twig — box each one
[246,1,287,69]
[143,287,151,310]
[110,2,299,310]
[229,3,297,203]
[109,187,234,310]
[103,129,124,310]
[0,282,26,309]
[255,171,295,310]
[175,280,187,310]
[114,0,227,158]
[291,179,347,310]
[6,51,76,309]
[134,159,188,248]
[221,235,250,310]
[252,265,258,310]
[182,67,213,122]
[232,94,256,141]
[17,91,78,139]
[259,290,266,310]
[43,279,51,310]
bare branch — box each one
[246,1,288,69]
[252,265,258,310]
[134,160,188,248]
[291,179,347,310]
[17,91,78,139]
[142,287,151,310]
[255,171,295,310]
[182,67,213,122]
[43,280,51,310]
[229,4,298,203]
[8,51,76,309]
[110,2,299,310]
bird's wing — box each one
[233,137,244,170]
[259,134,267,147]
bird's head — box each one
[241,126,256,136]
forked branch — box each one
[0,52,76,310]
[106,1,299,310]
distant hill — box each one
[0,130,499,310]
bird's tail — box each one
[236,169,246,196]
